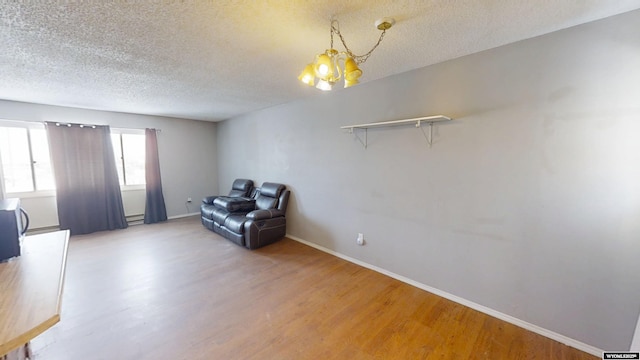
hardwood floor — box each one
[30,216,596,359]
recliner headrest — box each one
[259,182,285,198]
[232,179,253,192]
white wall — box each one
[217,10,640,352]
[0,101,218,228]
[633,312,640,351]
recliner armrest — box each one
[202,196,219,205]
[213,197,256,212]
[243,216,287,250]
[246,209,285,220]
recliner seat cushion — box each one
[211,208,232,225]
[216,226,244,246]
[224,215,247,233]
[200,204,216,220]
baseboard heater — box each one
[26,214,145,234]
[126,214,144,224]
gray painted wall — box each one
[633,314,640,351]
[0,100,218,226]
[216,10,640,351]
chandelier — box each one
[298,17,395,91]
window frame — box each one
[0,120,56,198]
[0,121,148,197]
[110,128,146,191]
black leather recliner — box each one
[201,178,253,231]
[203,178,254,203]
[201,180,290,250]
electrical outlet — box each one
[357,233,365,246]
[187,197,192,203]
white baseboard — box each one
[129,212,199,225]
[29,212,197,230]
[168,212,200,220]
[286,233,604,357]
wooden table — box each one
[0,230,70,357]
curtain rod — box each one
[113,127,162,132]
[43,122,161,132]
[46,121,99,129]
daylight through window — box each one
[0,122,146,194]
[111,130,146,186]
[0,125,55,193]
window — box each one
[111,129,146,187]
[0,121,146,194]
[0,123,55,193]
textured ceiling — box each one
[1,1,639,122]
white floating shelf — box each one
[340,115,452,131]
[340,115,453,148]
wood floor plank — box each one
[29,216,598,360]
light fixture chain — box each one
[332,20,387,64]
[330,19,334,49]
[354,30,386,64]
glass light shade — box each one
[344,57,362,82]
[314,53,333,79]
[298,64,315,86]
[297,18,395,91]
[316,79,333,91]
[344,78,359,88]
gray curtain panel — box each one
[46,122,127,235]
[0,151,5,200]
[143,128,167,224]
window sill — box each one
[121,185,146,191]
[6,190,56,199]
[7,185,145,198]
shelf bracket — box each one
[417,121,434,148]
[347,127,368,148]
[340,115,452,149]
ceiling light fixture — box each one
[298,17,395,91]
